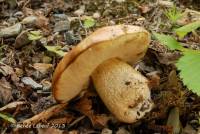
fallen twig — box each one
[21,103,67,124]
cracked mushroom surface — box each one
[52,25,153,123]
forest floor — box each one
[0,0,200,134]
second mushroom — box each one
[52,25,153,123]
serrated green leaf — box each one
[0,112,16,123]
[153,32,184,50]
[45,46,66,57]
[175,21,200,39]
[83,18,96,28]
[176,51,200,95]
[28,30,43,41]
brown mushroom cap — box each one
[91,58,153,123]
[52,25,150,103]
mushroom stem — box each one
[91,58,153,123]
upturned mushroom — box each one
[52,25,153,123]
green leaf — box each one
[176,51,200,95]
[0,112,16,123]
[83,18,96,28]
[45,46,66,57]
[175,21,200,39]
[28,30,43,41]
[153,32,184,50]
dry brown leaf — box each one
[35,11,49,30]
[0,78,13,105]
[0,63,14,76]
[22,7,50,33]
[75,93,110,127]
[75,95,92,115]
[146,71,160,89]
[90,114,110,128]
[138,4,152,14]
[33,63,53,75]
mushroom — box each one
[52,25,153,123]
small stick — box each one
[21,103,67,125]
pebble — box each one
[53,14,68,21]
[101,128,112,134]
[54,20,70,32]
[116,128,130,134]
[158,0,174,8]
[0,23,22,38]
[21,77,42,89]
[21,16,37,25]
[93,12,101,19]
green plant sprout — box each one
[164,5,183,24]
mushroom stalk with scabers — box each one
[52,25,154,123]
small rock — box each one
[53,14,68,21]
[54,20,70,32]
[21,77,42,89]
[21,16,37,25]
[93,12,101,19]
[116,128,130,134]
[74,5,85,16]
[158,0,174,8]
[33,63,53,75]
[14,30,31,48]
[101,128,112,134]
[0,23,22,38]
[39,37,47,46]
